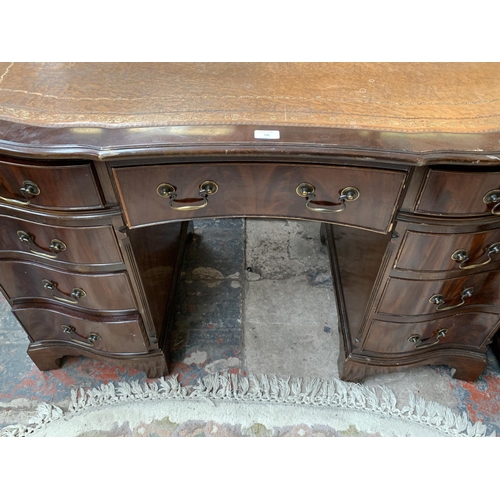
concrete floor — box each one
[1,218,500,433]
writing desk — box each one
[1,62,500,382]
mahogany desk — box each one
[1,62,500,382]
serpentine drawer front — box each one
[363,314,500,354]
[113,163,408,233]
[0,214,123,267]
[0,158,103,210]
[14,307,150,354]
[415,169,500,217]
[378,271,500,317]
[0,260,136,312]
[394,225,500,273]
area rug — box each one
[0,373,494,437]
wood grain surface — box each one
[15,305,149,354]
[416,169,500,216]
[378,271,500,316]
[0,157,103,210]
[0,260,136,312]
[394,225,500,273]
[113,162,407,233]
[0,214,123,266]
[364,314,500,353]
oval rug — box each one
[0,373,494,437]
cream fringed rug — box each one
[0,373,494,437]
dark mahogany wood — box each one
[27,342,168,378]
[0,213,123,268]
[363,314,500,353]
[14,304,149,354]
[416,169,500,217]
[126,221,189,345]
[113,162,408,233]
[337,344,489,384]
[0,260,136,312]
[378,271,500,316]
[0,157,103,210]
[325,222,499,382]
[394,223,500,274]
[322,222,392,340]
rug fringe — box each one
[0,373,495,437]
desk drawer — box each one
[378,271,500,316]
[394,226,500,273]
[363,313,500,353]
[0,260,136,312]
[0,158,103,210]
[113,163,407,233]
[15,306,149,354]
[416,169,500,217]
[0,214,123,266]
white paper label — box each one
[254,130,280,139]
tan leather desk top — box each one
[1,62,499,134]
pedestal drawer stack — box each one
[335,166,500,382]
[0,155,172,377]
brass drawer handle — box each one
[0,179,40,206]
[408,328,447,349]
[296,183,360,213]
[429,287,473,312]
[17,230,67,259]
[62,324,101,347]
[451,242,500,270]
[483,189,500,215]
[42,279,86,305]
[157,181,218,211]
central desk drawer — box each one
[113,163,407,233]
